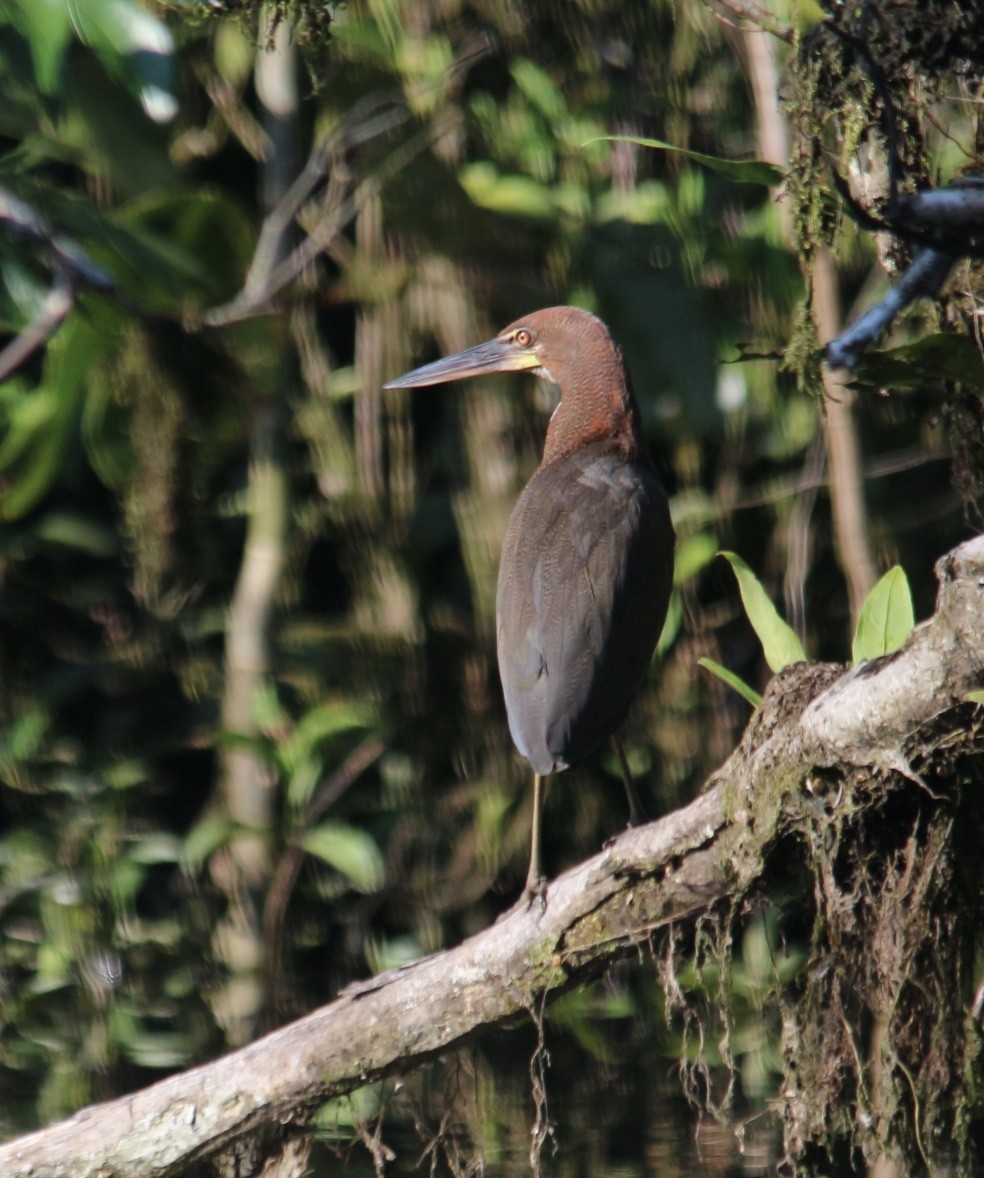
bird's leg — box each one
[522,772,548,905]
[612,734,645,826]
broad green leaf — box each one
[181,815,235,871]
[511,59,568,122]
[127,834,182,865]
[0,315,110,519]
[282,701,376,778]
[32,512,117,556]
[698,656,763,707]
[852,566,915,662]
[674,531,718,586]
[122,1030,192,1070]
[278,672,374,810]
[301,822,384,893]
[589,136,784,188]
[965,690,984,705]
[251,679,289,736]
[111,857,145,905]
[6,0,72,93]
[458,163,556,219]
[720,552,806,672]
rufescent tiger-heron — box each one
[385,306,675,900]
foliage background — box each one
[0,0,980,1172]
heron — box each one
[386,306,675,899]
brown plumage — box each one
[386,307,675,898]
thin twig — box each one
[241,95,413,304]
[0,188,115,292]
[0,187,120,382]
[0,273,74,383]
[262,736,388,1016]
[204,37,493,329]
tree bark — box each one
[2,534,982,1178]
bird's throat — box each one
[542,376,643,465]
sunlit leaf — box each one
[251,679,289,737]
[656,590,683,657]
[698,657,763,707]
[0,315,110,519]
[458,163,556,219]
[127,834,182,865]
[111,857,145,905]
[32,512,117,556]
[720,552,806,672]
[674,531,718,585]
[511,59,568,122]
[301,822,385,893]
[281,701,377,778]
[121,1030,192,1070]
[0,705,50,775]
[5,0,73,93]
[181,816,236,871]
[852,566,915,663]
[965,690,984,705]
[589,136,784,187]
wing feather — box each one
[496,445,674,775]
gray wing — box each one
[495,446,674,775]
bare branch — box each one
[895,182,984,233]
[824,247,957,371]
[0,186,118,382]
[0,273,74,384]
[1,532,982,1178]
[203,36,494,329]
[0,188,114,293]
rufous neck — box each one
[542,356,645,465]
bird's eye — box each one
[515,328,533,348]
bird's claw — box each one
[520,876,548,914]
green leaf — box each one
[965,690,984,705]
[656,590,683,658]
[458,163,556,219]
[698,657,763,707]
[0,314,110,519]
[720,552,806,672]
[852,566,915,663]
[674,531,718,586]
[301,822,384,893]
[127,834,182,865]
[6,0,73,93]
[182,815,235,871]
[589,136,784,188]
[282,701,376,777]
[510,59,568,123]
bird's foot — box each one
[520,874,548,914]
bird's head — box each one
[383,306,617,391]
[385,306,642,463]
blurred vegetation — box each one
[0,0,980,1172]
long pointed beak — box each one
[384,337,540,389]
